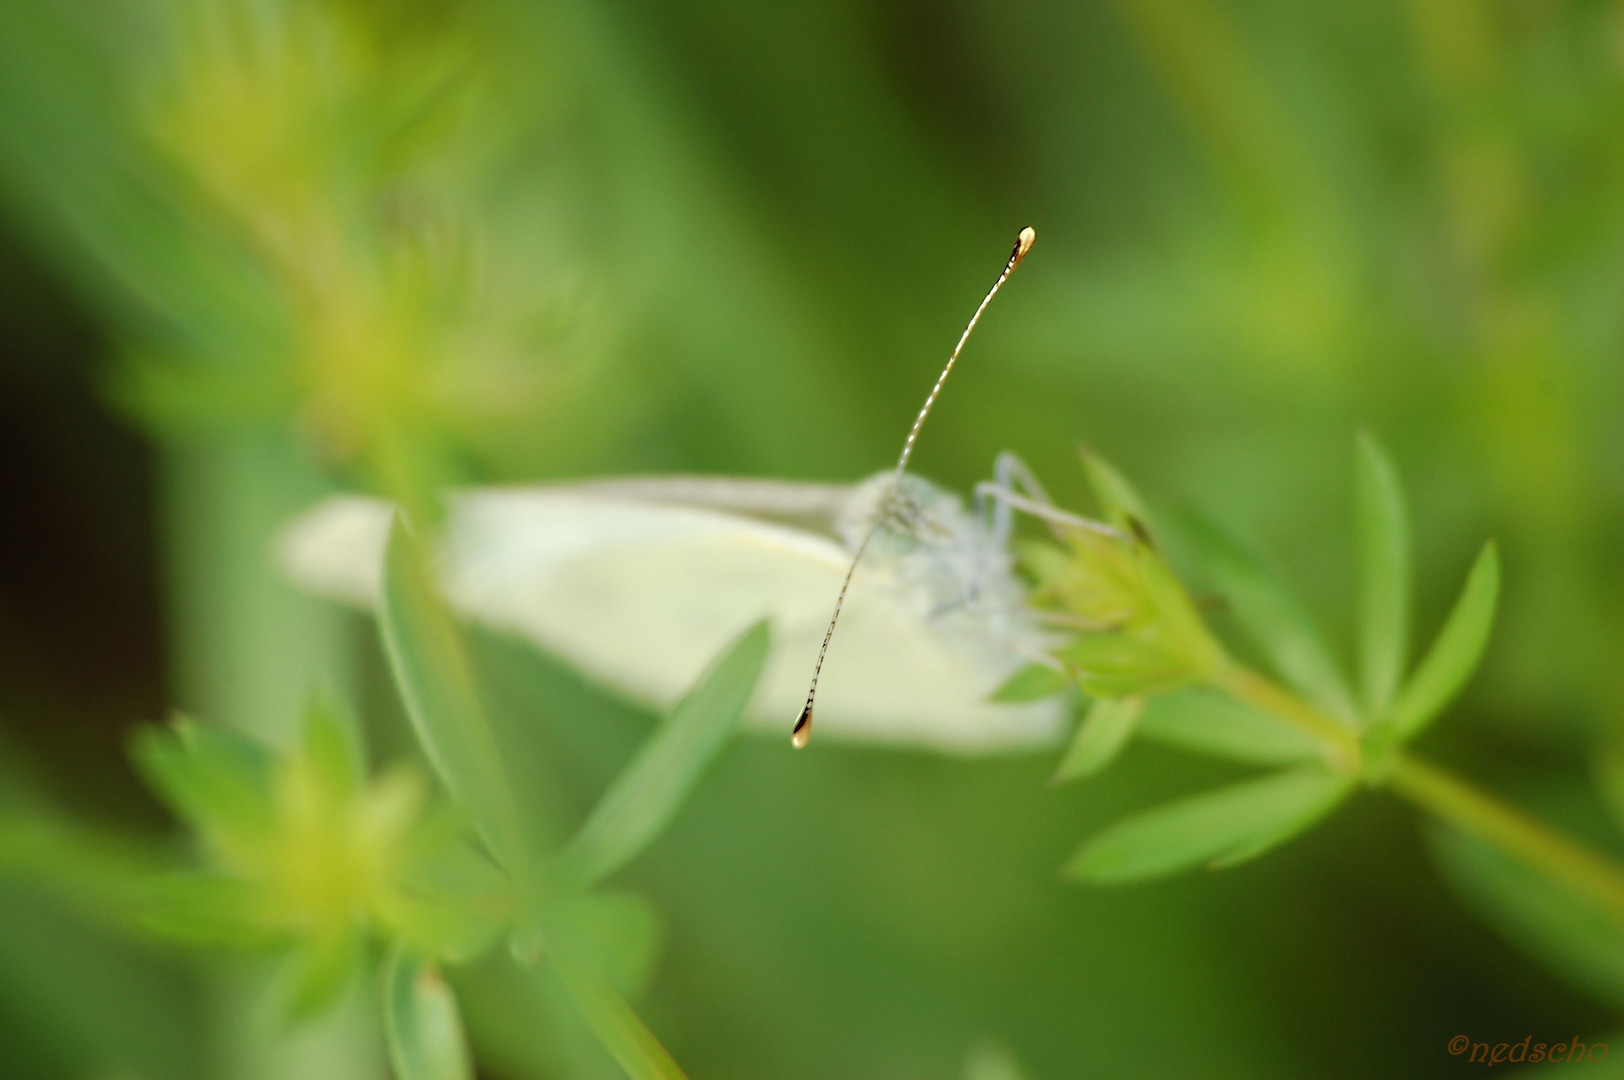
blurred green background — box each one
[2,0,1622,1076]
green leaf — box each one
[301,690,365,805]
[378,517,529,885]
[380,825,514,963]
[1133,542,1220,674]
[1056,633,1193,698]
[1065,767,1353,884]
[556,622,769,886]
[283,928,362,1022]
[1431,826,1624,1012]
[1174,511,1358,723]
[1208,778,1353,869]
[135,872,286,948]
[1136,688,1320,765]
[382,946,475,1080]
[1389,542,1500,740]
[1081,449,1151,529]
[107,351,299,436]
[0,814,168,930]
[990,663,1070,703]
[1355,432,1411,718]
[1019,537,1141,627]
[1053,698,1142,782]
[548,951,690,1080]
[129,718,275,857]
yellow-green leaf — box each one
[283,927,362,1022]
[301,690,364,805]
[1355,432,1411,718]
[555,621,768,887]
[1175,511,1358,723]
[129,718,274,858]
[1081,449,1151,530]
[1389,542,1499,740]
[1053,697,1141,782]
[990,663,1070,704]
[1057,633,1193,698]
[378,517,529,885]
[136,871,285,947]
[1065,767,1353,884]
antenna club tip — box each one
[791,704,813,749]
[1012,227,1037,267]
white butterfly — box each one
[277,466,1067,754]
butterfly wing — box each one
[278,487,1065,753]
[557,475,852,536]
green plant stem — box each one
[1386,753,1624,920]
[1212,661,1624,924]
[1210,661,1362,772]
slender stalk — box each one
[1387,753,1624,920]
[1209,659,1624,924]
[1210,661,1362,773]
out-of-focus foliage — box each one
[131,702,508,1013]
[3,0,1624,1077]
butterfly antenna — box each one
[792,227,1036,749]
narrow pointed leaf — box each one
[382,947,474,1080]
[1355,432,1411,717]
[1053,697,1142,782]
[990,662,1070,703]
[1134,543,1221,673]
[283,928,362,1022]
[1136,688,1320,765]
[301,690,365,803]
[548,951,689,1080]
[1208,775,1354,868]
[129,718,275,855]
[1081,449,1151,529]
[1174,511,1358,722]
[136,871,285,947]
[1057,633,1193,698]
[556,621,768,886]
[1065,767,1352,884]
[0,813,165,926]
[378,517,529,884]
[1389,542,1499,739]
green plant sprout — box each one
[0,519,770,1080]
[996,433,1624,929]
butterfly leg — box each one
[975,451,1056,549]
[974,452,1121,543]
[986,487,1122,540]
[954,454,1054,620]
